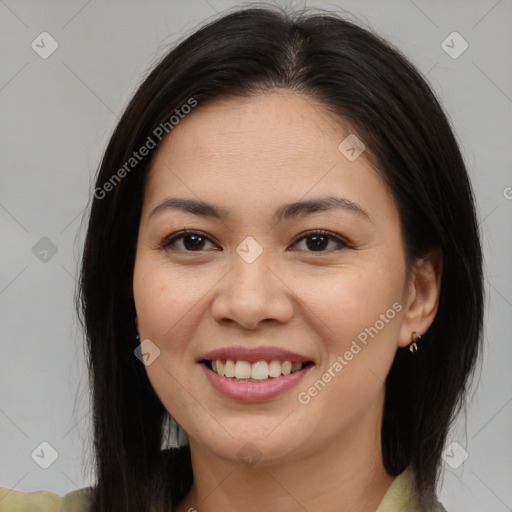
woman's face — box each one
[133,92,419,465]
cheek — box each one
[133,258,216,428]
[289,257,406,410]
[292,262,404,346]
[133,258,216,344]
[291,266,404,435]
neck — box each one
[176,394,394,512]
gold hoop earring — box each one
[409,331,422,353]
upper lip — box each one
[199,346,314,364]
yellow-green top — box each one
[0,469,435,511]
[0,485,91,512]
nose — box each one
[211,257,294,330]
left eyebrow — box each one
[147,195,371,223]
[273,196,371,222]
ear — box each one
[398,249,443,348]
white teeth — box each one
[251,361,269,380]
[224,359,236,378]
[268,360,282,378]
[210,359,306,379]
[235,360,252,379]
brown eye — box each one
[292,230,349,252]
[160,231,218,252]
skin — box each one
[133,91,442,512]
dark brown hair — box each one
[78,6,483,511]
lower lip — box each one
[200,363,312,402]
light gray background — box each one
[1,1,511,510]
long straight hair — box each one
[78,7,483,511]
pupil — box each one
[306,235,328,251]
[184,235,205,250]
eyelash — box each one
[158,229,351,253]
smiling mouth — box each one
[202,359,314,382]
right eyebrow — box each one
[148,198,229,220]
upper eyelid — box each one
[161,230,220,248]
[290,230,350,249]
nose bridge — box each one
[212,248,293,328]
[231,234,275,294]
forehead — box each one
[149,92,345,174]
[144,92,395,220]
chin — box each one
[190,425,311,468]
